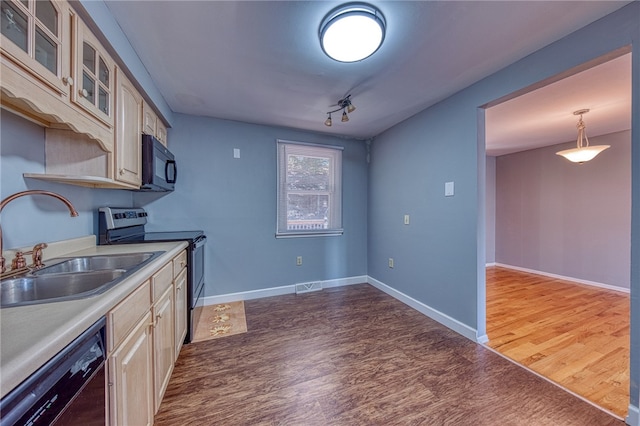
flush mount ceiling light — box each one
[556,109,610,164]
[324,95,356,127]
[319,3,386,62]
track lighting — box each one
[324,94,356,127]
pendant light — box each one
[556,109,610,164]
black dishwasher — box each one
[0,318,106,426]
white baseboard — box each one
[627,405,639,426]
[485,262,496,267]
[202,275,367,305]
[494,263,630,294]
[366,276,479,342]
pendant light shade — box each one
[556,109,610,164]
[319,3,386,62]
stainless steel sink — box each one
[1,270,126,306]
[32,253,156,275]
[1,251,163,308]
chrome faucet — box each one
[1,190,79,276]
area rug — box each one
[192,301,247,343]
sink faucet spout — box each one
[1,190,79,275]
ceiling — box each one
[104,1,633,154]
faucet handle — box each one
[31,243,48,269]
[11,252,27,270]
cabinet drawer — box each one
[108,279,151,352]
[152,262,173,302]
[172,250,187,277]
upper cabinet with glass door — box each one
[0,0,72,96]
[72,18,115,128]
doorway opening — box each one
[481,50,632,418]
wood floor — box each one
[486,266,630,418]
[155,284,621,425]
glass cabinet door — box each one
[0,0,70,95]
[73,18,114,126]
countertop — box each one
[0,240,188,398]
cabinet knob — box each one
[79,89,88,97]
[119,168,125,175]
[63,76,73,86]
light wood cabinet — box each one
[142,101,168,146]
[108,311,154,426]
[151,263,175,413]
[2,0,170,189]
[0,0,72,96]
[0,0,115,152]
[173,250,188,358]
[115,70,142,186]
[72,17,115,128]
[152,286,174,413]
[107,252,186,425]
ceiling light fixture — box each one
[556,109,610,164]
[319,3,386,63]
[324,95,356,127]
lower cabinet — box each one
[107,249,187,425]
[153,285,175,413]
[108,311,154,426]
[174,267,188,358]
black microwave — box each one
[141,134,177,191]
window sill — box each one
[276,230,343,239]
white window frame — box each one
[276,139,343,238]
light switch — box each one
[233,148,241,158]
[404,215,410,225]
[445,181,454,197]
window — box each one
[277,140,343,237]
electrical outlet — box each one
[404,214,410,225]
[388,258,394,268]
[296,256,303,266]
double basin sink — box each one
[1,251,163,308]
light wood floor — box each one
[486,266,630,418]
[155,284,621,425]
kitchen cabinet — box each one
[173,251,188,358]
[106,252,185,424]
[115,70,142,187]
[108,279,154,426]
[143,101,168,146]
[0,0,72,96]
[72,17,115,128]
[1,0,169,189]
[0,0,114,152]
[151,263,175,413]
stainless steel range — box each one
[98,207,206,343]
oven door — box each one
[186,236,206,343]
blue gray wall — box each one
[495,131,631,289]
[366,2,639,415]
[134,114,368,295]
[485,156,496,264]
[0,110,133,249]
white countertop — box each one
[0,240,188,398]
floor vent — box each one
[295,281,323,294]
